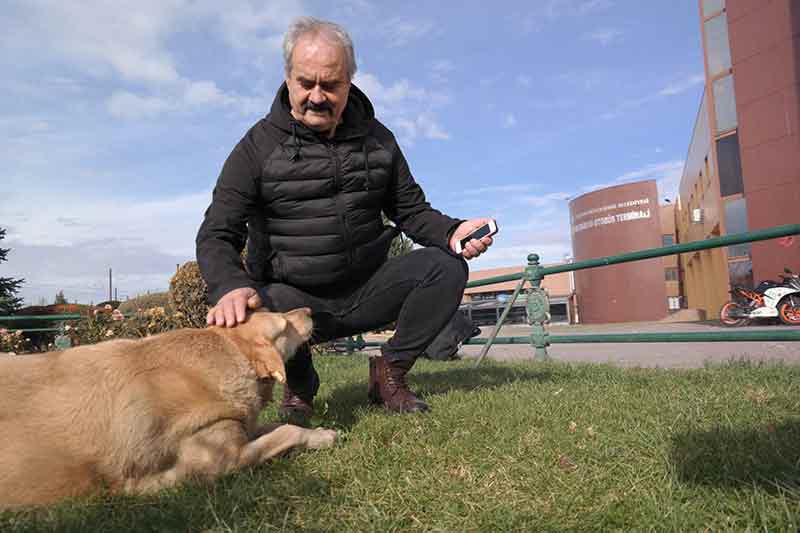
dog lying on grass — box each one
[0,308,337,508]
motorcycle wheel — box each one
[719,301,749,327]
[778,296,800,325]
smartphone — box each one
[455,220,498,254]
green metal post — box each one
[54,321,71,350]
[525,254,550,360]
[474,277,527,367]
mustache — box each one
[304,101,332,114]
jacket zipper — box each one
[328,142,354,267]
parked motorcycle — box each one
[720,268,800,326]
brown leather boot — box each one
[368,356,429,413]
[278,385,314,425]
[278,357,319,425]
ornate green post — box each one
[53,322,72,350]
[343,334,366,353]
[524,254,550,360]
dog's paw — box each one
[305,428,338,449]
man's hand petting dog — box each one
[207,286,263,327]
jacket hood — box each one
[267,82,375,141]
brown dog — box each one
[0,308,337,508]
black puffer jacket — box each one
[196,83,462,304]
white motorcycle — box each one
[720,268,800,326]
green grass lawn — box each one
[3,355,800,532]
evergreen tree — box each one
[0,227,24,314]
[54,290,67,305]
[383,213,413,259]
[388,231,413,259]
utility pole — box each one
[109,268,112,302]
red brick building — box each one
[676,0,800,319]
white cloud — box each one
[583,28,623,46]
[333,0,373,17]
[5,190,209,255]
[108,91,172,119]
[582,160,685,200]
[658,74,705,96]
[0,77,84,98]
[602,73,705,120]
[450,190,575,270]
[354,71,450,145]
[3,1,291,119]
[3,0,182,83]
[195,0,302,62]
[356,74,428,105]
[182,80,264,113]
[107,80,265,120]
[463,184,540,195]
[521,0,614,32]
[429,59,456,83]
[8,241,186,305]
[468,222,573,270]
[503,113,518,128]
[430,60,456,73]
[520,192,572,207]
[4,188,211,305]
[379,16,438,47]
[396,113,450,142]
[184,81,229,106]
[575,0,614,15]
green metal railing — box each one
[0,314,83,334]
[0,314,86,349]
[3,223,799,357]
[335,223,800,364]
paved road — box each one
[457,321,800,368]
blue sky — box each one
[1,0,704,305]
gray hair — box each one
[283,17,357,80]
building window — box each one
[713,74,738,133]
[728,259,753,289]
[724,197,751,258]
[472,293,494,301]
[667,296,682,310]
[717,134,744,196]
[665,267,679,282]
[662,234,675,246]
[704,13,731,76]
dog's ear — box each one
[261,314,288,340]
[250,344,287,383]
[252,313,289,381]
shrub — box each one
[1,303,92,351]
[0,328,32,354]
[169,261,209,328]
[119,307,187,337]
[65,306,188,346]
[118,292,171,314]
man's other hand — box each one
[449,218,495,260]
[207,287,262,327]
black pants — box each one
[257,247,468,398]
